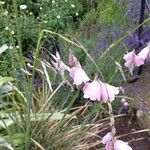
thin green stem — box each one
[12,0,23,65]
[25,31,43,149]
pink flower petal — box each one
[138,43,150,61]
[123,50,144,72]
[102,132,113,144]
[105,141,114,150]
[70,66,90,85]
[83,80,101,101]
[83,79,119,101]
[101,83,119,102]
[114,140,132,150]
[134,56,144,66]
[123,51,134,61]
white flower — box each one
[19,4,27,10]
[75,12,78,16]
[0,44,8,55]
[4,11,8,16]
[11,31,15,35]
[16,45,19,49]
[0,1,5,5]
[71,4,75,8]
[5,27,9,30]
[9,46,13,50]
[57,15,60,19]
[52,0,55,3]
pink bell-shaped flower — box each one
[83,79,101,101]
[102,133,132,150]
[102,132,114,150]
[123,50,144,68]
[101,82,119,102]
[102,132,113,144]
[138,42,150,61]
[83,79,119,102]
[114,140,132,150]
[123,50,144,74]
[70,62,90,85]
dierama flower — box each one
[114,140,132,150]
[138,42,150,61]
[123,50,144,74]
[102,132,113,144]
[102,133,132,150]
[83,79,119,102]
[70,62,90,85]
[102,132,114,150]
[51,52,70,76]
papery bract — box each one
[70,63,90,85]
[83,79,119,102]
[69,53,78,66]
[138,42,150,61]
[51,52,70,75]
[114,140,132,150]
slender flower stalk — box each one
[107,102,116,137]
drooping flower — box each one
[83,79,119,102]
[102,132,114,150]
[70,62,90,85]
[102,133,132,150]
[123,50,144,74]
[114,140,132,150]
[101,83,119,102]
[138,42,150,61]
[102,132,113,144]
[83,79,101,100]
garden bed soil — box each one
[98,115,150,150]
